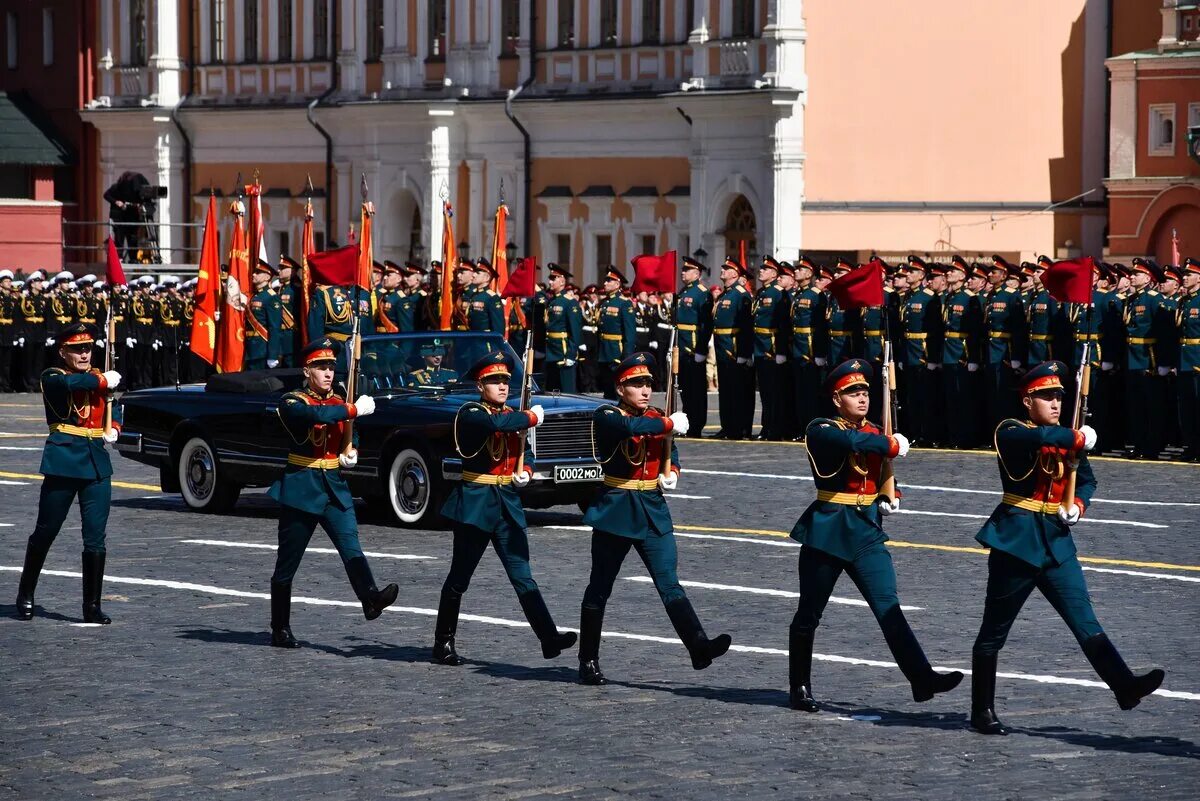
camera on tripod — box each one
[135,184,168,204]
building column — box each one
[761,0,807,91]
[335,159,353,245]
[466,158,484,253]
[337,0,360,94]
[98,0,115,103]
[154,123,185,261]
[769,108,805,261]
[429,123,451,263]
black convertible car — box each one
[114,332,607,527]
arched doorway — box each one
[380,187,422,264]
[724,195,757,262]
[1148,203,1200,265]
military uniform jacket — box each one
[75,293,103,331]
[751,283,789,358]
[900,287,942,366]
[39,368,117,480]
[585,404,680,540]
[130,294,156,345]
[790,286,826,362]
[1024,289,1058,363]
[307,285,371,345]
[375,289,403,334]
[825,295,854,363]
[395,290,424,333]
[545,293,583,364]
[1122,288,1167,371]
[791,417,900,561]
[19,292,48,344]
[856,304,887,362]
[976,419,1096,568]
[982,286,1026,365]
[245,288,282,360]
[406,366,459,387]
[675,281,712,356]
[1062,289,1116,368]
[268,388,361,514]
[0,290,17,345]
[1178,289,1200,373]
[597,292,638,364]
[158,294,185,345]
[49,293,75,332]
[712,283,753,364]
[467,287,505,333]
[277,283,297,358]
[441,401,537,532]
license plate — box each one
[554,464,603,484]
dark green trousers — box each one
[272,502,365,585]
[790,543,902,635]
[973,549,1103,655]
[582,529,686,609]
[442,522,539,597]
[29,475,111,553]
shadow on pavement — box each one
[1,603,85,624]
[1011,724,1200,760]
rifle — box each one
[1062,320,1092,514]
[515,330,536,475]
[340,313,361,456]
[878,337,898,504]
[662,326,679,464]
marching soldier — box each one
[244,259,282,370]
[940,257,984,448]
[277,256,300,367]
[898,257,943,445]
[752,257,789,440]
[19,272,50,392]
[266,339,398,647]
[432,351,576,665]
[1123,258,1170,459]
[543,263,583,393]
[14,323,122,623]
[981,256,1026,430]
[676,257,713,437]
[1177,258,1200,461]
[969,362,1164,734]
[596,267,638,400]
[790,256,827,439]
[578,353,730,685]
[788,360,962,712]
[711,258,755,439]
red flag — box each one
[438,202,458,330]
[630,251,678,294]
[1172,228,1181,268]
[246,181,267,266]
[356,201,374,293]
[214,199,249,373]
[1042,257,1095,304]
[491,202,525,336]
[188,194,220,366]
[307,245,361,287]
[501,257,536,299]
[738,240,747,270]
[104,236,127,287]
[298,198,316,346]
[828,261,885,309]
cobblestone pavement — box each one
[1,394,1197,800]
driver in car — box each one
[405,340,459,388]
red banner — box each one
[298,199,315,346]
[1042,257,1095,304]
[356,201,374,293]
[214,199,249,373]
[438,202,457,330]
[104,236,126,287]
[501,257,536,299]
[631,250,678,295]
[188,194,220,366]
[828,260,885,309]
[307,245,360,288]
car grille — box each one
[532,411,595,461]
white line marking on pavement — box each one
[0,447,41,452]
[684,468,1200,507]
[1081,566,1200,583]
[665,494,713,500]
[2,565,1194,702]
[893,508,1167,529]
[622,576,922,610]
[0,523,13,527]
[181,539,437,560]
[0,480,30,485]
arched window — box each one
[130,0,148,65]
[278,0,293,61]
[731,0,754,38]
[243,0,258,62]
[313,0,329,59]
[642,0,660,44]
[724,195,756,257]
[366,0,383,61]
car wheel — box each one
[177,436,240,513]
[385,446,442,527]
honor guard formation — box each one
[6,248,1188,739]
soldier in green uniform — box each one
[711,258,755,439]
[406,340,459,387]
[1024,259,1058,367]
[752,257,790,440]
[825,258,856,365]
[596,267,638,401]
[1175,258,1200,460]
[244,259,282,371]
[307,282,372,374]
[431,351,576,665]
[0,269,16,392]
[14,323,122,623]
[898,257,943,445]
[266,339,398,647]
[940,258,983,448]
[981,256,1027,430]
[788,360,961,712]
[790,256,827,440]
[466,259,505,334]
[18,271,50,391]
[543,263,583,393]
[276,256,300,367]
[675,257,712,437]
[577,353,730,685]
[1123,258,1170,458]
[969,362,1164,734]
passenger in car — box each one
[433,350,577,666]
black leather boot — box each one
[270,581,299,648]
[15,537,50,620]
[345,556,399,620]
[665,598,732,671]
[81,551,111,624]
[578,604,607,685]
[1082,634,1165,710]
[788,627,819,712]
[969,651,1008,735]
[880,609,962,701]
[518,591,578,659]
[432,588,466,665]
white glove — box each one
[530,404,545,425]
[96,339,106,348]
[878,497,900,515]
[578,344,588,353]
[925,362,937,371]
[1156,366,1170,377]
[775,354,787,365]
[126,337,136,348]
[267,359,279,368]
[649,341,659,349]
[967,362,979,372]
[658,470,678,491]
[338,449,358,469]
[102,428,119,444]
[1057,503,1081,526]
[17,337,24,346]
[694,352,706,363]
[892,432,910,457]
[737,356,751,366]
[101,370,121,389]
[1009,360,1022,370]
[151,341,159,351]
[814,357,827,367]
[1079,424,1097,452]
[512,470,531,488]
[353,394,376,417]
[896,362,904,371]
[1100,361,1113,371]
[45,337,54,346]
[563,359,576,367]
[668,411,690,435]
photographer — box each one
[103,172,154,262]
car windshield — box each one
[356,332,530,396]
